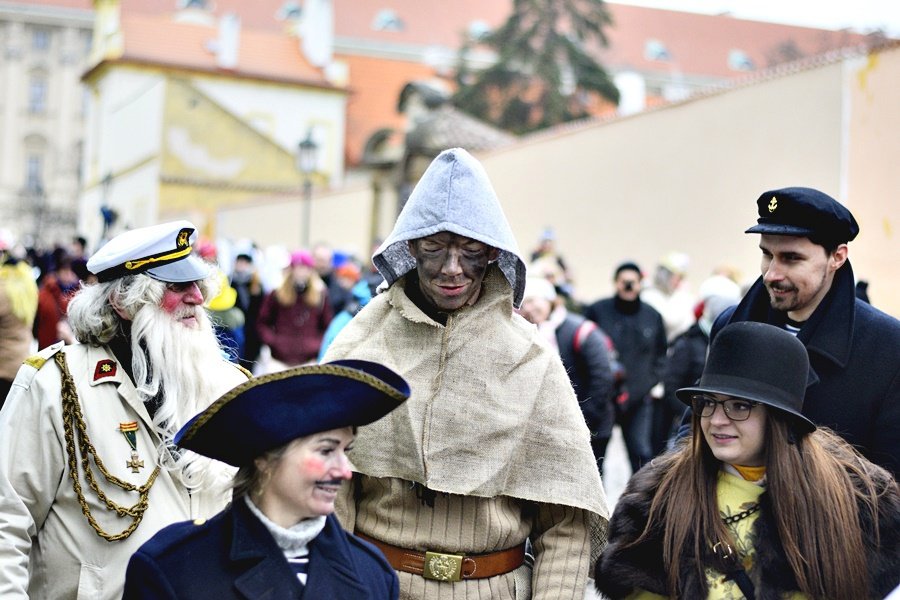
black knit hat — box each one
[676,321,816,434]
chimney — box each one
[210,13,241,70]
[300,0,333,68]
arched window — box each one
[28,73,48,114]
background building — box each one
[1,1,895,319]
[0,0,93,247]
[78,0,347,245]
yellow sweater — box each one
[627,470,806,600]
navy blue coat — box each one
[123,499,398,600]
[712,261,900,476]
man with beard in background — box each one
[0,221,250,599]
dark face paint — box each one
[408,232,499,312]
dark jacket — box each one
[584,297,667,410]
[713,261,900,476]
[556,313,615,437]
[594,452,900,600]
[663,323,709,417]
[123,500,398,600]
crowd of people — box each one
[0,148,897,600]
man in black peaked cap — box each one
[708,186,900,476]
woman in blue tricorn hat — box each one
[123,360,410,599]
[594,321,898,600]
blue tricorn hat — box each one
[175,360,410,466]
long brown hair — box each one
[633,412,885,599]
[274,268,325,308]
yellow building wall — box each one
[844,48,900,315]
[158,76,308,235]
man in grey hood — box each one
[323,148,608,599]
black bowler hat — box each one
[676,321,816,434]
[745,187,859,243]
[175,360,410,466]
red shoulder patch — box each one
[93,359,117,381]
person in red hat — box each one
[123,360,411,599]
[595,321,899,600]
[256,250,333,371]
[0,221,250,600]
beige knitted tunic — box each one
[324,268,608,599]
[338,476,591,599]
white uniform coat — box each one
[0,342,248,599]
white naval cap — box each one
[87,221,210,283]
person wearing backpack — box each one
[519,276,617,473]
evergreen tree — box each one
[453,0,620,134]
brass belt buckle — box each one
[423,551,464,582]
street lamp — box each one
[296,130,319,248]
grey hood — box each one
[373,148,527,307]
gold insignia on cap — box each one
[177,230,190,248]
[768,196,778,213]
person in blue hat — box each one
[0,221,251,600]
[699,186,900,477]
[122,360,410,599]
[595,321,899,600]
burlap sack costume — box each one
[324,149,608,599]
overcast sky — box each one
[613,0,900,37]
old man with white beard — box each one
[0,221,250,599]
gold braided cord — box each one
[55,352,160,542]
[124,245,192,271]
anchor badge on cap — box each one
[768,196,778,213]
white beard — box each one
[130,303,235,495]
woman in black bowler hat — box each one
[123,360,410,600]
[594,321,899,600]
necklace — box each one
[722,502,760,525]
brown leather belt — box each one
[356,533,526,582]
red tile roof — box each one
[36,0,883,165]
[598,4,874,79]
[95,12,334,88]
[332,0,511,48]
[341,53,436,165]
